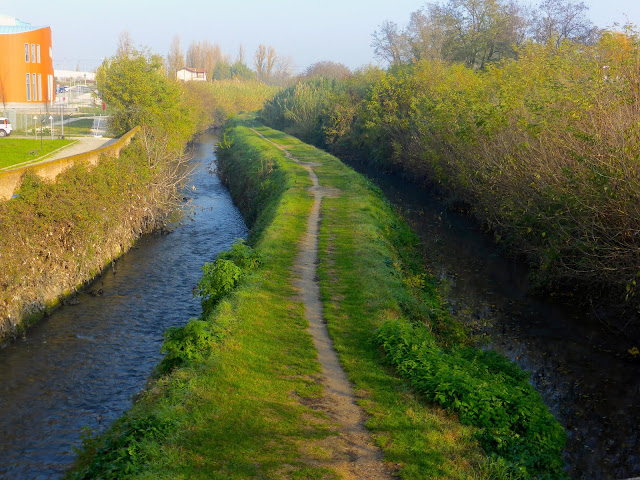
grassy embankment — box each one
[0,138,74,169]
[68,117,565,480]
[261,30,640,324]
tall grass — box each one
[183,80,280,131]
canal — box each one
[0,132,247,479]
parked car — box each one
[0,117,12,137]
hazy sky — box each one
[6,0,640,73]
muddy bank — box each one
[344,159,640,479]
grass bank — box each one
[68,116,565,479]
[260,30,640,326]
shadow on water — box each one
[0,132,247,479]
[346,159,640,480]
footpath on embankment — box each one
[67,116,566,480]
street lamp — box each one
[40,117,44,151]
[49,115,53,140]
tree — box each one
[254,44,278,81]
[166,35,185,80]
[372,0,529,69]
[303,61,351,79]
[236,44,245,65]
[116,30,134,59]
[405,7,448,62]
[436,0,524,69]
[371,20,408,66]
[96,40,184,137]
[533,0,599,47]
[231,61,256,80]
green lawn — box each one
[0,138,73,169]
[63,118,96,136]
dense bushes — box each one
[0,140,171,337]
[159,240,260,373]
[375,320,566,477]
[261,30,640,310]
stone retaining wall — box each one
[0,126,140,200]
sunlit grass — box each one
[68,117,561,479]
[0,138,73,169]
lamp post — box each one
[40,118,44,151]
[49,115,53,139]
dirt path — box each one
[253,130,393,479]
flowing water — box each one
[346,160,640,480]
[0,132,247,479]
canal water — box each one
[0,132,247,479]
[346,160,640,480]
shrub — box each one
[375,319,567,478]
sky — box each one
[6,0,640,74]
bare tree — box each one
[254,44,278,80]
[166,35,185,80]
[274,56,294,83]
[116,30,134,58]
[202,40,227,81]
[186,41,203,68]
[236,44,245,65]
[371,20,408,65]
[533,0,598,47]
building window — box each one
[25,43,29,62]
[49,46,52,58]
[32,73,36,101]
[37,44,41,63]
[31,44,36,63]
[48,74,53,101]
[26,74,31,101]
[38,74,42,101]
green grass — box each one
[0,138,73,169]
[67,116,565,479]
[63,118,96,136]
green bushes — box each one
[375,319,567,478]
[71,415,172,480]
[261,30,640,310]
[159,240,260,373]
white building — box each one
[176,67,206,82]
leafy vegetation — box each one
[67,117,566,479]
[375,321,565,477]
[261,26,640,314]
[1,37,276,341]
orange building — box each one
[0,15,55,109]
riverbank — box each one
[0,130,186,344]
[0,132,249,478]
[68,116,565,479]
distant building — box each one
[0,15,55,109]
[176,67,207,82]
[55,70,96,83]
